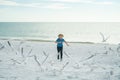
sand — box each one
[0,39,120,80]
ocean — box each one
[0,22,120,44]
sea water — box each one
[0,22,120,44]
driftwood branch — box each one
[64,51,70,58]
[7,41,12,47]
[79,54,95,62]
[11,59,21,65]
[117,46,120,53]
[33,55,42,70]
[64,52,80,65]
[60,62,69,71]
[7,41,18,55]
[21,47,25,58]
[27,48,33,56]
[117,45,120,57]
[0,43,4,50]
[43,51,47,56]
[42,51,49,65]
[7,41,14,51]
[99,32,110,42]
[20,46,33,58]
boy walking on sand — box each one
[55,34,69,61]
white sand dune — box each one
[0,39,120,80]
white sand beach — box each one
[0,39,120,80]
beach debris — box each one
[110,71,114,76]
[117,46,120,53]
[116,45,120,57]
[60,62,69,71]
[33,55,42,70]
[79,54,95,62]
[64,51,80,66]
[0,44,4,50]
[20,45,33,58]
[7,41,12,47]
[21,47,25,58]
[43,51,48,56]
[64,51,70,58]
[7,41,18,55]
[27,48,33,56]
[10,59,21,65]
[109,47,114,52]
[7,41,14,50]
[42,51,49,65]
[18,41,24,52]
[99,32,110,42]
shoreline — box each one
[0,38,94,44]
[0,37,117,45]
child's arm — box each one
[55,39,58,43]
[64,41,69,46]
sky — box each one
[0,0,120,22]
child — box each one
[55,34,69,61]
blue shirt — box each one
[56,38,65,47]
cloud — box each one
[93,2,113,5]
[0,0,114,10]
[0,0,18,6]
[0,0,68,9]
[0,0,43,7]
[44,3,69,9]
[52,0,93,3]
[19,3,43,8]
[52,0,114,5]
